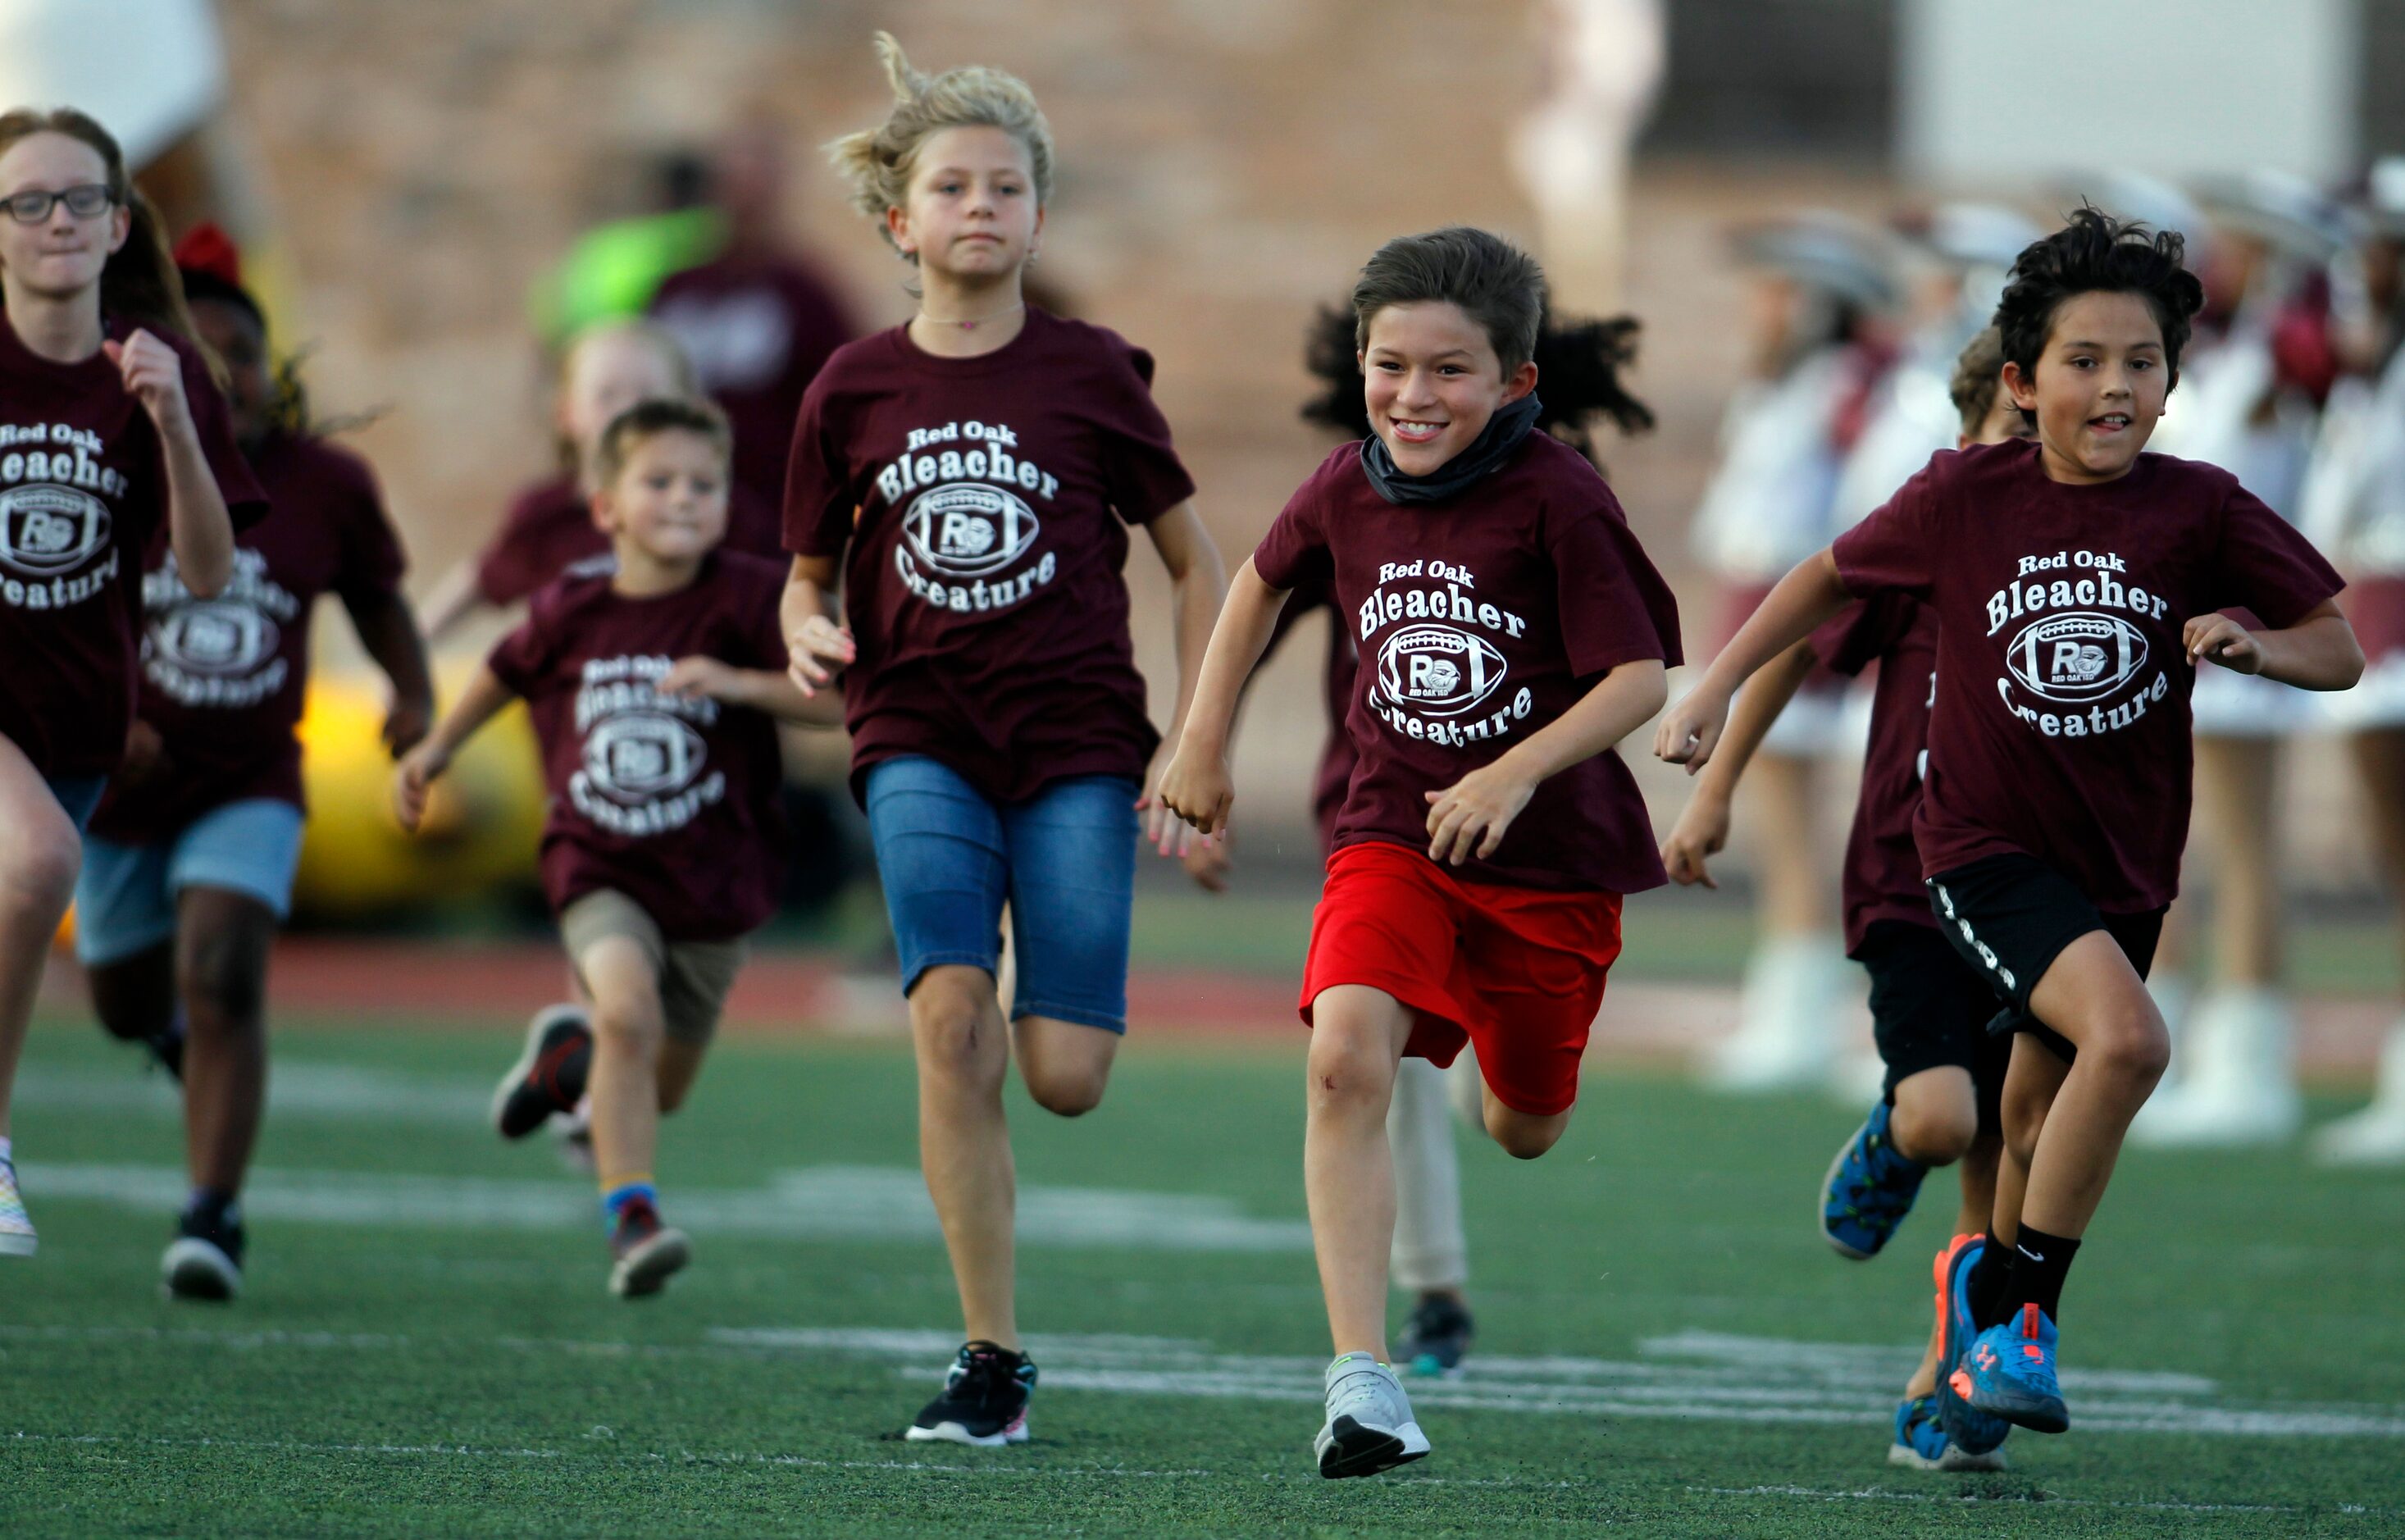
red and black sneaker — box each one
[491,1005,594,1140]
[905,1342,1036,1447]
[607,1196,690,1299]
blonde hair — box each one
[825,32,1054,255]
[553,317,696,474]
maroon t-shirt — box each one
[0,316,266,777]
[474,472,781,607]
[1808,594,1938,955]
[1263,575,1360,855]
[89,431,408,844]
[784,308,1197,803]
[1833,437,2344,912]
[486,551,790,941]
[650,253,857,513]
[1252,434,1683,894]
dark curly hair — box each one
[1993,205,2207,397]
[1300,305,1654,465]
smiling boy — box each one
[1656,209,2361,1444]
[1158,227,1680,1477]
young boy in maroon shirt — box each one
[1662,326,2029,1471]
[1158,227,1680,1478]
[395,399,829,1299]
[1657,209,2362,1442]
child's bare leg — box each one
[582,939,668,1191]
[0,743,82,1141]
[1477,1082,1571,1160]
[1305,985,1414,1358]
[2020,936,2168,1237]
[1012,1015,1118,1118]
[1888,1066,1978,1168]
[911,964,1018,1349]
[1992,1037,2070,1249]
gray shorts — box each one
[558,889,749,1046]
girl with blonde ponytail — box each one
[0,107,266,1260]
[783,34,1227,1447]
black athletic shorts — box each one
[1924,853,2165,1065]
[1858,919,2012,1132]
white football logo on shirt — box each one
[901,483,1041,579]
[0,484,111,576]
[581,713,708,803]
[2005,611,2149,704]
[151,600,280,677]
[1376,623,1509,718]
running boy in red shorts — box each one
[1157,227,1680,1478]
[1657,209,2361,1442]
[396,399,830,1298]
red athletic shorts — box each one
[1299,840,1624,1117]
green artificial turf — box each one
[3,1014,2401,1538]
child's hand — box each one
[786,614,856,697]
[118,719,169,790]
[1423,758,1537,867]
[2184,613,2263,674]
[381,695,433,758]
[1661,791,1732,889]
[1653,684,1729,772]
[660,655,735,701]
[1182,825,1234,893]
[1148,742,1233,837]
[391,742,452,834]
[102,329,193,435]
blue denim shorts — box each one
[74,797,307,965]
[863,756,1138,1033]
[43,772,106,832]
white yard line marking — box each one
[16,1064,487,1121]
[18,1161,1310,1252]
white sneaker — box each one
[2131,989,2301,1147]
[0,1159,34,1257]
[1315,1352,1430,1478]
[2316,1023,2405,1166]
[1706,934,1847,1093]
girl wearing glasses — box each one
[0,108,265,1260]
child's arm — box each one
[1654,548,1852,772]
[391,664,517,833]
[2184,599,2364,690]
[112,330,237,598]
[1660,638,1819,888]
[781,554,856,697]
[1423,658,1669,867]
[342,589,439,756]
[1152,556,1294,837]
[1141,502,1231,860]
[659,657,845,727]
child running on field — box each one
[77,228,434,1301]
[1660,324,2029,1469]
[1157,227,1681,1477]
[396,398,827,1298]
[419,318,782,643]
[1656,209,2362,1443]
[781,34,1227,1447]
[0,109,263,1260]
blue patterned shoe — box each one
[1820,1100,1929,1259]
[0,1157,35,1257]
[1934,1235,2011,1456]
[1955,1304,2068,1435]
[1888,1394,2009,1472]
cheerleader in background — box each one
[2135,172,2352,1146]
[1688,214,1897,1092]
[2304,159,2405,1164]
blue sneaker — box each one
[1933,1235,2011,1456]
[1955,1303,2068,1435]
[1888,1393,2009,1472]
[1820,1100,1929,1259]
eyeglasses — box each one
[1,184,115,225]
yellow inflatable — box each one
[290,658,547,921]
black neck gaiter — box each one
[1360,392,1543,505]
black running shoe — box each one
[607,1197,690,1299]
[906,1341,1036,1447]
[162,1207,245,1301]
[491,1005,593,1140]
[1396,1294,1475,1378]
[144,1023,185,1082]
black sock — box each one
[184,1187,239,1231]
[2008,1224,2080,1323]
[1966,1232,2014,1331]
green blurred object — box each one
[528,206,726,343]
